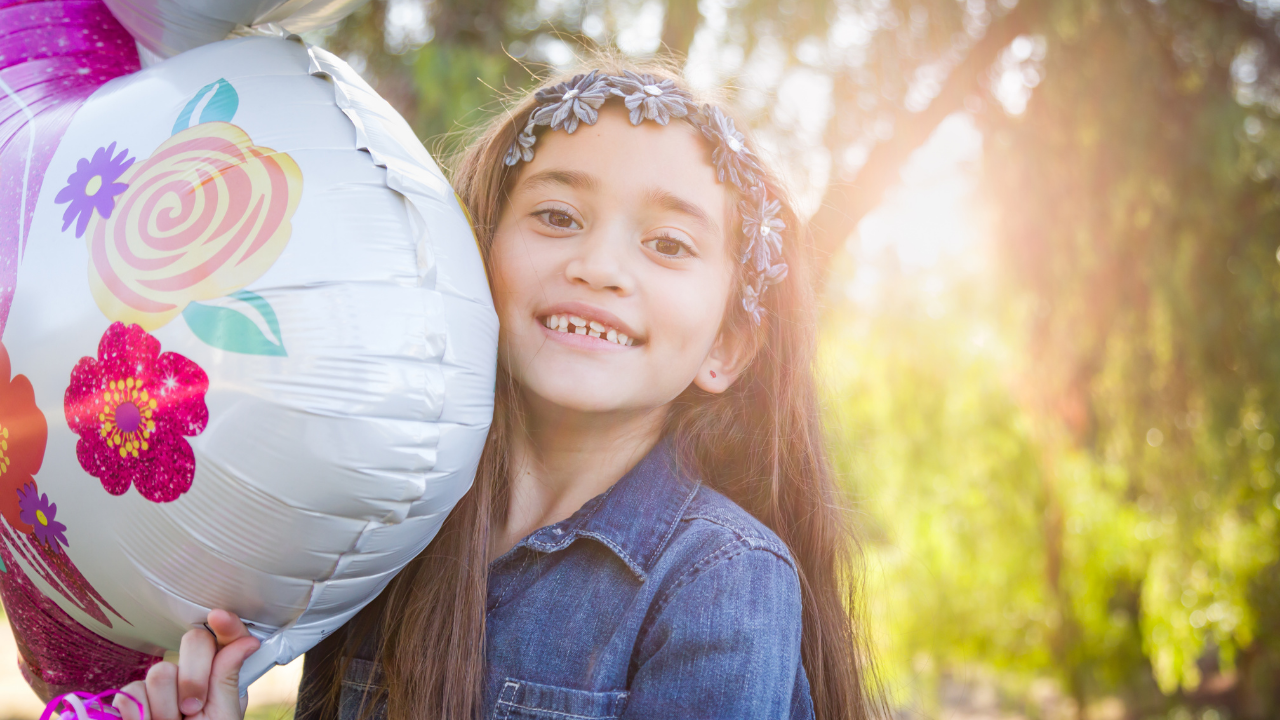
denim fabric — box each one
[299,438,814,720]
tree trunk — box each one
[659,0,701,59]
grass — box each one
[244,704,295,720]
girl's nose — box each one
[564,230,634,294]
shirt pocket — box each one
[337,658,387,720]
[492,677,629,720]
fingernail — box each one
[181,698,202,714]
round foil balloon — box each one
[0,5,496,696]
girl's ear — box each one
[693,324,759,394]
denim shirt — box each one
[298,439,815,719]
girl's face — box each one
[491,105,743,417]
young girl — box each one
[114,56,884,720]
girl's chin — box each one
[518,370,674,416]
[527,392,639,416]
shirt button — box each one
[552,527,564,535]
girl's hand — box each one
[114,609,260,720]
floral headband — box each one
[503,70,789,324]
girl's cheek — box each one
[494,229,551,293]
[488,234,528,313]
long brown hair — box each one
[307,54,886,720]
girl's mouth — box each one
[540,313,637,346]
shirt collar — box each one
[518,437,699,581]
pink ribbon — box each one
[40,689,142,720]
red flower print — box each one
[64,323,209,502]
[0,341,48,534]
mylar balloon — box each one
[102,0,372,59]
[0,0,496,696]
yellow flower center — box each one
[85,175,103,196]
[0,424,10,478]
[98,377,159,460]
[35,509,47,527]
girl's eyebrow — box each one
[643,187,721,238]
[521,169,600,192]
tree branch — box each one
[808,1,1039,272]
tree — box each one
[979,0,1280,714]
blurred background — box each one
[7,0,1280,718]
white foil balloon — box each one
[103,0,371,58]
[0,34,495,693]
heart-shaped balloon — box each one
[0,0,495,696]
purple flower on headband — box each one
[504,123,538,166]
[740,186,786,271]
[761,261,788,286]
[531,71,614,133]
[740,261,786,324]
[610,72,694,126]
[742,282,766,324]
[696,106,761,190]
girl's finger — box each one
[177,626,216,716]
[143,661,180,720]
[206,635,262,719]
[114,680,149,720]
[206,608,252,647]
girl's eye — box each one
[646,235,694,258]
[533,208,581,230]
[546,211,575,228]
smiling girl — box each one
[116,58,884,720]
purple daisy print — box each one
[54,142,134,239]
[17,484,68,552]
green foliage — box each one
[976,0,1280,708]
[411,42,515,156]
[820,284,1053,680]
[819,268,1155,709]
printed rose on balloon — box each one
[85,120,301,337]
[56,79,303,356]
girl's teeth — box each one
[541,313,638,345]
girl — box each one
[115,56,884,720]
